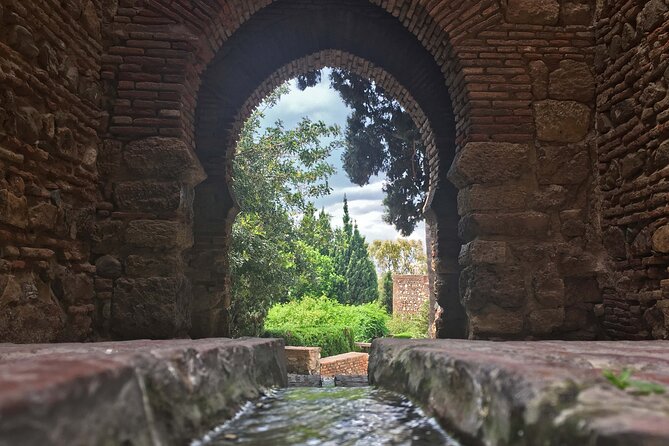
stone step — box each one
[334,374,369,387]
[369,339,669,446]
[287,373,322,387]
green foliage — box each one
[264,295,389,354]
[229,88,343,336]
[386,299,430,339]
[298,69,427,236]
[603,369,666,395]
[265,326,355,357]
[332,197,379,305]
[380,271,393,313]
[369,238,427,275]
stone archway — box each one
[190,46,460,338]
[95,0,603,341]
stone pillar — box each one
[425,148,466,339]
[187,156,237,338]
[95,137,205,339]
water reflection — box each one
[193,387,461,446]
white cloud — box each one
[257,74,426,248]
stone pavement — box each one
[369,339,669,446]
[0,338,286,446]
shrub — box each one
[263,295,389,354]
[265,325,355,357]
[386,300,430,339]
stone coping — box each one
[369,339,669,446]
[0,338,287,446]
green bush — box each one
[263,295,389,354]
[386,300,430,339]
[265,325,355,357]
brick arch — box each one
[188,0,465,338]
[223,50,438,171]
[99,0,602,342]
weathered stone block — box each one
[619,151,645,179]
[532,268,565,308]
[505,0,559,25]
[457,184,528,215]
[91,220,124,254]
[28,202,58,230]
[459,212,550,241]
[529,308,565,335]
[469,308,525,336]
[114,181,182,212]
[447,142,530,188]
[654,140,669,170]
[609,98,636,125]
[637,0,668,32]
[285,346,321,375]
[644,300,669,339]
[529,60,548,100]
[565,277,602,304]
[124,137,206,185]
[125,220,192,249]
[602,226,626,259]
[534,100,591,143]
[95,255,122,279]
[652,225,669,253]
[559,209,586,238]
[126,254,182,277]
[0,274,66,343]
[461,264,526,310]
[458,240,507,266]
[537,145,590,185]
[111,276,191,339]
[57,272,94,306]
[0,189,28,228]
[548,60,595,103]
[561,2,592,25]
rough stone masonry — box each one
[0,0,668,343]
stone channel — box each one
[1,338,669,445]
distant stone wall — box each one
[393,275,429,318]
[320,352,368,377]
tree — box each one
[298,69,428,236]
[380,270,393,313]
[331,196,379,305]
[346,224,379,305]
[229,86,343,336]
[368,238,428,275]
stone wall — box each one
[1,0,668,342]
[393,275,429,318]
[320,352,369,377]
[0,0,103,342]
[285,346,320,375]
[0,338,287,445]
[595,0,669,339]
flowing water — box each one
[192,387,461,446]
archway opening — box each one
[188,0,465,340]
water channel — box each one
[192,386,461,446]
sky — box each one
[258,69,426,246]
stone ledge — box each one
[0,338,287,446]
[369,339,669,446]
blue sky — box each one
[258,70,426,245]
